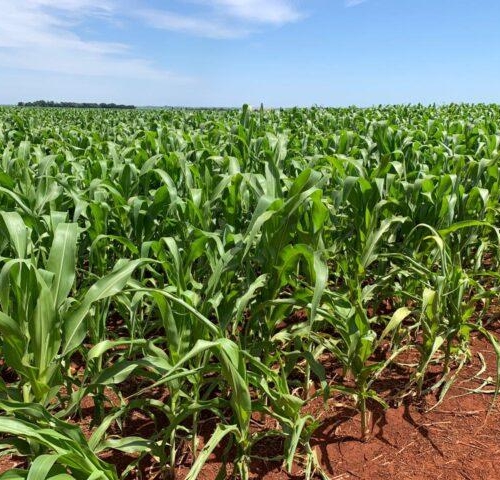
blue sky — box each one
[0,0,499,106]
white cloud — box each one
[137,9,249,39]
[138,0,304,39]
[0,0,306,104]
[25,0,113,14]
[207,0,303,25]
[0,0,174,79]
[345,0,368,6]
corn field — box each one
[0,104,499,479]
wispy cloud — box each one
[345,0,368,6]
[137,10,249,39]
[138,0,305,39]
[207,0,303,25]
[25,0,113,15]
[0,0,176,79]
[0,0,307,104]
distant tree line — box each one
[17,100,136,109]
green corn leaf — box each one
[46,223,79,309]
[26,454,62,480]
[185,424,238,480]
[62,259,146,355]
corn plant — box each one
[1,104,500,478]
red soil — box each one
[176,334,500,480]
[1,335,500,479]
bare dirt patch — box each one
[1,337,499,480]
[175,334,500,480]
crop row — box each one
[0,104,499,479]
